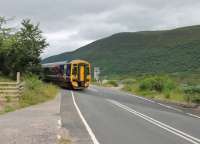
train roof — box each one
[41,61,68,68]
[42,59,90,68]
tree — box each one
[0,18,48,77]
[16,19,48,74]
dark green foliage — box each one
[139,76,176,92]
[182,85,200,94]
[182,85,200,103]
[43,25,200,76]
[104,80,118,87]
[0,17,48,77]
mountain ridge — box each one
[42,25,200,76]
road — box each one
[61,86,200,144]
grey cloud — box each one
[1,0,200,58]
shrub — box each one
[182,85,200,94]
[104,80,118,87]
[19,75,58,107]
[139,76,176,92]
[182,85,200,103]
[122,79,136,85]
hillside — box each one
[42,25,200,76]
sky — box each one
[1,0,200,58]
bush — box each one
[182,85,200,94]
[139,76,176,92]
[122,79,136,85]
[104,80,118,87]
[19,75,58,107]
[182,85,200,103]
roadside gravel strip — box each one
[0,93,61,144]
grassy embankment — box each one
[0,75,59,114]
[104,74,200,105]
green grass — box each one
[58,137,71,144]
[122,75,200,104]
[0,75,14,82]
[19,75,59,107]
[103,80,119,87]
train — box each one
[41,60,91,89]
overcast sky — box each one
[1,0,200,58]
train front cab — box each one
[70,60,91,89]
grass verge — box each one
[122,75,200,105]
[103,80,119,87]
[0,75,59,114]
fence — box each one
[0,72,23,102]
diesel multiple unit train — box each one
[42,60,91,89]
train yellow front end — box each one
[70,60,91,89]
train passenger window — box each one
[72,64,77,75]
[60,65,64,74]
[66,64,71,76]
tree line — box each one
[0,17,48,78]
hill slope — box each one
[42,25,200,76]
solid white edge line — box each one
[187,113,200,119]
[157,103,183,112]
[71,91,100,144]
[107,99,200,144]
[128,93,156,103]
[127,93,185,112]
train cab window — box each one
[85,64,90,75]
[72,64,78,75]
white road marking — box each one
[127,93,156,103]
[157,103,183,112]
[57,119,62,129]
[57,134,61,140]
[89,87,98,92]
[187,113,200,119]
[107,99,200,144]
[71,91,100,144]
[127,93,185,112]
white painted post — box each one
[17,72,20,83]
[94,67,101,84]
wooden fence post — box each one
[17,72,20,83]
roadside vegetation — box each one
[0,75,59,114]
[58,137,71,144]
[103,80,119,87]
[121,74,200,105]
[19,75,59,107]
[0,16,59,114]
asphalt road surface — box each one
[61,86,200,144]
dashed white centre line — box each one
[71,91,100,144]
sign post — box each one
[94,67,101,84]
